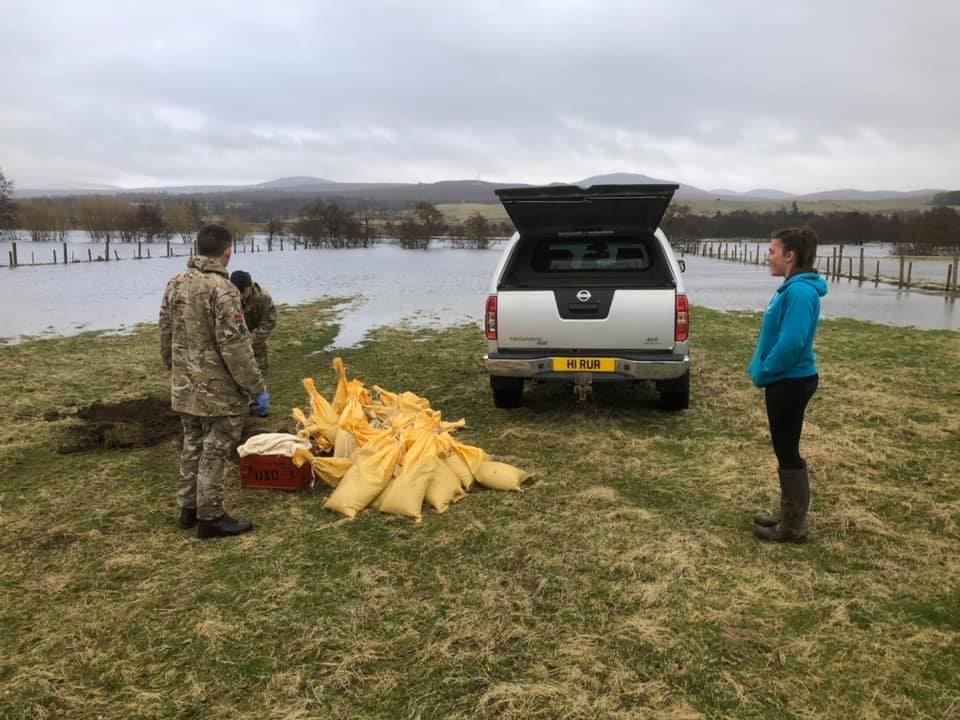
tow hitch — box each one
[573,373,593,402]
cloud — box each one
[1,0,958,191]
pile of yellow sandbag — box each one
[291,358,531,522]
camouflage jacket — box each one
[242,283,277,348]
[159,256,265,416]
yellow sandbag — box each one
[342,416,386,447]
[323,440,402,518]
[440,418,467,433]
[377,428,439,521]
[426,458,467,513]
[413,409,442,432]
[303,378,338,431]
[364,427,402,453]
[338,395,367,430]
[378,454,436,522]
[373,384,400,408]
[290,408,328,448]
[292,379,338,448]
[309,456,354,487]
[452,441,491,474]
[333,429,358,458]
[345,378,373,414]
[444,452,475,491]
[292,446,313,467]
[332,357,349,415]
[397,391,431,414]
[437,432,477,489]
[474,461,530,492]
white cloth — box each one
[237,433,311,458]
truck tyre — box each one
[490,376,524,409]
[657,371,690,411]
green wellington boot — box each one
[753,467,809,543]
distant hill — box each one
[255,176,337,189]
[12,173,946,205]
[796,188,943,201]
[16,182,121,197]
[742,188,798,200]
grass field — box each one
[1,302,959,719]
[436,199,953,223]
[436,203,511,223]
[681,198,944,215]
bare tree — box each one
[414,201,446,238]
[0,167,15,237]
[463,210,491,249]
[165,202,199,244]
[17,199,70,242]
[223,216,251,247]
[76,197,130,243]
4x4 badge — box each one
[576,289,592,302]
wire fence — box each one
[680,240,959,300]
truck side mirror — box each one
[678,259,686,273]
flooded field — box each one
[0,237,957,344]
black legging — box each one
[765,375,818,470]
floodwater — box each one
[0,236,957,346]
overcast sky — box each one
[1,0,957,193]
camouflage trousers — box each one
[253,343,268,377]
[177,413,244,521]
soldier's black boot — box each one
[197,513,254,539]
[178,507,198,529]
[753,467,809,543]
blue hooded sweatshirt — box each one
[748,271,829,388]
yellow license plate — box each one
[552,357,616,373]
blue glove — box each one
[250,390,270,417]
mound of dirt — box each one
[50,397,291,454]
[53,397,181,454]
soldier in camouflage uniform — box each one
[229,270,277,378]
[159,224,270,539]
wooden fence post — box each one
[875,260,880,287]
[88,248,93,262]
[952,257,960,298]
[105,238,110,261]
[63,242,68,264]
[11,242,17,268]
[858,247,865,284]
[906,261,913,289]
[898,256,905,289]
[947,265,954,299]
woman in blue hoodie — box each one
[748,226,828,543]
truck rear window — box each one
[531,238,653,273]
[500,234,675,289]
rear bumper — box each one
[484,351,689,381]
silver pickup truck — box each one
[482,184,690,409]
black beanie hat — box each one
[230,270,252,290]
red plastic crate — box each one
[239,454,313,492]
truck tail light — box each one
[675,294,690,342]
[485,295,498,340]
